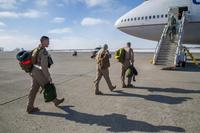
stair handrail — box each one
[153,25,169,64]
[174,11,186,65]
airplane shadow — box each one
[135,86,200,94]
[103,90,192,105]
[162,63,200,72]
[33,105,185,132]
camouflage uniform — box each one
[27,45,63,113]
[121,47,134,87]
[94,49,115,94]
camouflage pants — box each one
[94,67,113,92]
[27,67,49,109]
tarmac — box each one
[0,52,200,133]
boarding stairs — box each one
[153,11,187,67]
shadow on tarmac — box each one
[136,86,200,94]
[33,106,185,132]
[162,63,200,72]
[103,90,192,105]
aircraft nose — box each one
[114,18,121,29]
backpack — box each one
[16,47,42,73]
[115,48,126,63]
[97,50,110,69]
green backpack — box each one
[43,83,57,102]
[115,48,126,63]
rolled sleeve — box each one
[130,49,134,63]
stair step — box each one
[156,59,174,62]
[161,43,177,45]
[157,52,176,55]
[156,62,174,66]
[157,54,175,57]
[157,54,176,57]
[159,47,177,50]
[158,50,177,53]
[157,60,174,63]
[159,46,177,48]
[157,57,175,61]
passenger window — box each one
[134,17,137,21]
[149,16,151,19]
[121,19,123,22]
[157,15,159,18]
[153,15,155,19]
[127,18,130,21]
[131,18,133,21]
[124,19,126,22]
[145,16,148,20]
[165,14,168,18]
[138,17,140,20]
[141,17,144,20]
[161,15,164,18]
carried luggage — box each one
[132,65,138,76]
[126,65,138,78]
[43,83,57,102]
[115,48,126,63]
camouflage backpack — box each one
[97,50,110,69]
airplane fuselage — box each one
[115,0,200,44]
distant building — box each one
[0,47,4,52]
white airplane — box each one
[115,0,200,44]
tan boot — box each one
[95,91,103,95]
[122,84,126,88]
[26,107,40,114]
[110,86,116,91]
[53,98,65,107]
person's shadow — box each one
[33,106,185,132]
[103,90,192,105]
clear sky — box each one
[0,0,157,51]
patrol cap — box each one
[127,42,131,47]
[103,44,108,49]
